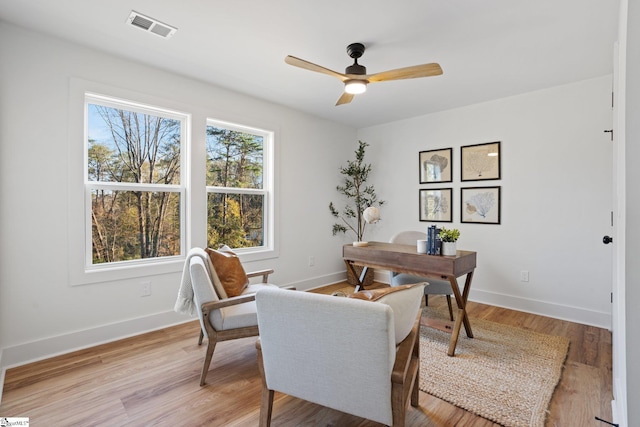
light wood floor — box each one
[0,282,612,426]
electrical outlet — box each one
[308,256,315,267]
[141,281,152,297]
[520,271,529,282]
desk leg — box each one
[447,270,475,357]
[345,261,368,293]
[460,271,474,338]
[448,308,465,357]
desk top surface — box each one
[343,241,476,277]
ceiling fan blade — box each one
[367,63,443,83]
[335,92,354,106]
[285,55,348,81]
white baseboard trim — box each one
[469,288,611,329]
[0,311,193,388]
[373,270,611,328]
[1,270,611,404]
[289,271,348,291]
[0,310,194,404]
[0,275,345,403]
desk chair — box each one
[389,231,455,321]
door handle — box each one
[603,235,613,244]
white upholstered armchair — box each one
[255,284,425,427]
[175,247,281,386]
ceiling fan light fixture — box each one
[345,80,367,94]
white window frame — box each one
[68,82,191,285]
[205,119,275,257]
[84,93,188,270]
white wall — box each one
[358,75,614,327]
[0,23,356,372]
[0,20,621,395]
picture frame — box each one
[419,148,452,183]
[461,141,501,181]
[419,188,453,222]
[461,186,501,224]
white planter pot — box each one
[441,241,457,256]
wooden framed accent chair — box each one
[255,284,425,427]
[175,247,281,386]
[389,230,455,321]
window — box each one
[85,94,187,268]
[206,120,273,253]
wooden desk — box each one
[343,241,477,356]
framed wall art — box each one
[419,148,452,183]
[461,186,501,224]
[419,188,452,222]
[461,141,501,181]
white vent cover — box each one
[127,11,177,38]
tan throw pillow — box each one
[347,284,416,301]
[205,247,249,297]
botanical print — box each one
[461,187,500,224]
[420,188,452,222]
[420,148,452,183]
[461,142,500,181]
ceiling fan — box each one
[285,42,443,106]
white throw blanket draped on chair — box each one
[174,248,215,315]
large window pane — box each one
[91,190,181,264]
[206,121,269,252]
[206,126,263,189]
[86,95,185,268]
[88,104,181,185]
[207,192,264,249]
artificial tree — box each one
[329,140,385,242]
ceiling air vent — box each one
[127,11,177,39]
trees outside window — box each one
[206,122,272,250]
[86,96,185,265]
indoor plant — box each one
[329,140,384,245]
[329,140,384,285]
[439,227,460,256]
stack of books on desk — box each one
[426,225,442,255]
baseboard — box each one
[0,311,192,386]
[470,288,611,328]
[0,275,345,403]
[288,271,348,291]
[373,270,611,329]
[1,270,611,405]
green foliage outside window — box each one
[87,103,182,264]
[206,126,265,249]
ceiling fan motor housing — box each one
[346,63,366,75]
[346,42,367,75]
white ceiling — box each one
[0,0,620,128]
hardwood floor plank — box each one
[0,282,612,426]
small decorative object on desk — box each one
[426,225,442,255]
[439,227,460,256]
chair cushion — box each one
[348,283,425,344]
[205,246,249,297]
[391,273,453,295]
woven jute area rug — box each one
[419,307,569,427]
